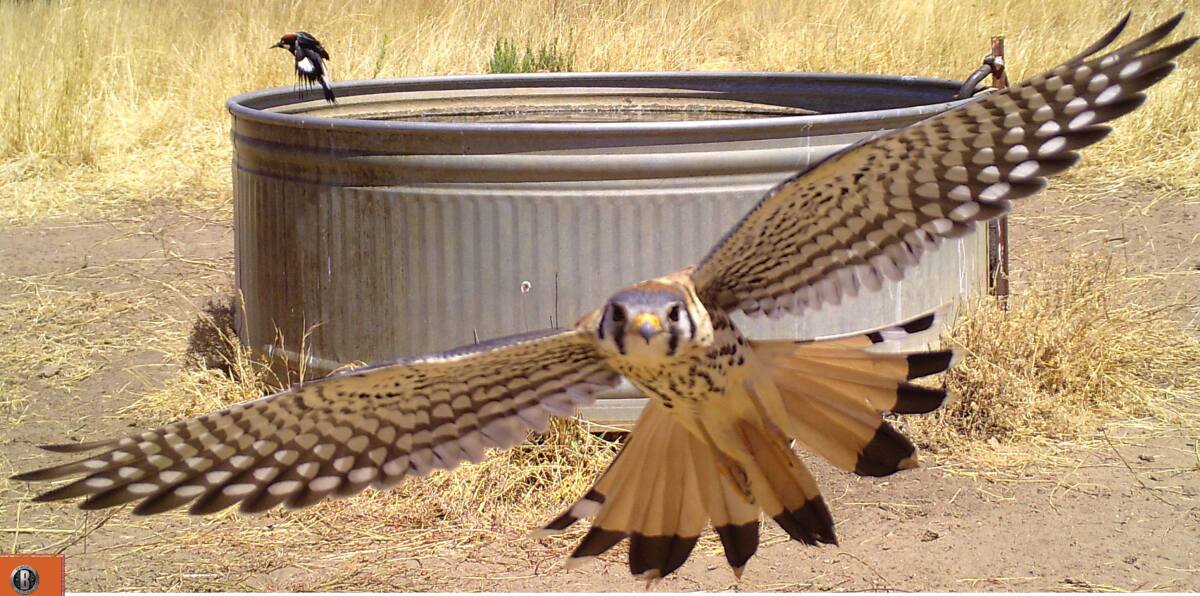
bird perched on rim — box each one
[14,13,1195,585]
[271,31,336,103]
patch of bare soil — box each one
[1007,185,1199,329]
[2,188,1197,592]
[0,212,235,588]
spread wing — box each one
[296,31,330,59]
[12,328,620,516]
[692,13,1195,317]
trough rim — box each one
[226,71,971,135]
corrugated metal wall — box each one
[229,73,984,426]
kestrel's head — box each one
[271,33,298,50]
[590,280,713,361]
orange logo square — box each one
[1,555,64,596]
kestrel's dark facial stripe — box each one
[597,304,609,340]
[611,305,627,355]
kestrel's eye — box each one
[667,304,682,322]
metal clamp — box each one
[955,54,1006,99]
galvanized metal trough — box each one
[227,72,983,427]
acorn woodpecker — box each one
[272,32,336,103]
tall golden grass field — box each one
[0,0,1196,222]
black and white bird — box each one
[272,32,336,103]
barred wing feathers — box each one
[693,14,1195,318]
[14,329,620,516]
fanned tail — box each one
[731,418,837,548]
[537,401,836,582]
[753,307,958,477]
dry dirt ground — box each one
[1,187,1198,592]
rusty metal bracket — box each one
[981,36,1011,305]
[954,37,1012,303]
[955,42,1008,98]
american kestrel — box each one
[272,31,336,103]
[15,13,1194,582]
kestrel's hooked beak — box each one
[632,313,663,343]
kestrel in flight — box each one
[15,13,1195,583]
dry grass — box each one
[907,256,1200,462]
[1,0,1197,222]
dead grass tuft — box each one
[908,256,1200,457]
[184,298,240,372]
